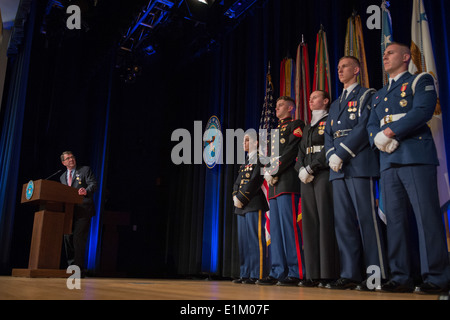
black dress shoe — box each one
[232,278,246,283]
[414,282,448,294]
[256,276,278,285]
[355,280,379,292]
[325,278,358,290]
[317,280,329,288]
[298,279,319,287]
[379,280,414,293]
[243,278,257,284]
[277,277,300,286]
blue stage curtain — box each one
[0,0,35,274]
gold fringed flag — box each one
[295,37,311,123]
[280,57,296,99]
[344,13,370,88]
[313,26,332,100]
[409,1,450,250]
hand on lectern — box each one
[78,187,87,196]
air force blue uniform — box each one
[367,72,450,288]
[325,84,387,282]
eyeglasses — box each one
[63,155,75,161]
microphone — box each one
[45,169,62,180]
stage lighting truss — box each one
[224,0,258,19]
[119,0,179,54]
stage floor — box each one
[0,276,445,301]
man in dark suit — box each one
[324,56,387,290]
[60,151,97,275]
[232,134,269,284]
[367,42,450,294]
[256,96,305,286]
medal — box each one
[349,113,356,120]
[280,138,286,144]
[318,130,324,135]
[399,99,408,107]
[400,83,408,97]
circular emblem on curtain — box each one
[25,180,34,200]
[203,115,222,169]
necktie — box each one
[341,90,347,103]
[68,170,72,186]
[389,79,395,91]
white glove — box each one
[374,131,391,152]
[233,196,243,208]
[329,154,343,172]
[299,167,314,184]
[385,139,399,154]
[264,172,274,185]
[264,172,279,186]
[271,176,279,186]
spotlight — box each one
[144,45,156,56]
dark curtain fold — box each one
[0,0,35,274]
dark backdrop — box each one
[1,0,449,278]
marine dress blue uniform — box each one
[257,117,305,285]
[367,72,450,290]
[324,84,388,285]
[233,151,269,282]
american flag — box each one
[259,62,277,131]
[259,62,277,246]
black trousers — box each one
[64,216,91,270]
[301,169,340,280]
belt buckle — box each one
[383,115,392,125]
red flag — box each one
[295,37,311,123]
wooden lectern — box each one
[12,179,83,278]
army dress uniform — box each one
[295,114,340,283]
[232,151,269,282]
[324,84,387,285]
[367,72,450,290]
[262,117,305,283]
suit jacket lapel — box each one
[70,167,79,187]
